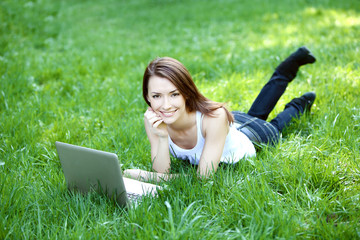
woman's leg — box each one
[247,47,316,120]
[269,92,316,132]
[232,111,280,146]
[233,92,316,146]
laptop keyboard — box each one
[127,192,142,202]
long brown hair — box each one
[143,57,234,124]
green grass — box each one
[1,0,359,238]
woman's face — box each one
[147,76,187,125]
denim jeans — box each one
[232,70,306,147]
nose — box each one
[162,96,171,110]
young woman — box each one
[124,47,316,180]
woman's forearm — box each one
[152,136,171,173]
[123,169,179,183]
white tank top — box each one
[168,111,256,165]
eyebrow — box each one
[151,89,178,94]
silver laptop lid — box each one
[55,141,129,206]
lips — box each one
[160,110,177,118]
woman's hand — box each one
[144,107,168,138]
[144,107,171,173]
[123,169,152,181]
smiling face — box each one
[147,76,187,125]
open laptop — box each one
[55,141,159,207]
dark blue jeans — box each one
[232,70,306,147]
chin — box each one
[162,117,176,125]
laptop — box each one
[55,141,159,207]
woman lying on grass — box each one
[124,46,316,181]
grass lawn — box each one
[1,0,359,239]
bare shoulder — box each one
[202,108,229,136]
[204,107,228,122]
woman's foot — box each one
[299,91,316,113]
[289,46,316,66]
[275,46,316,80]
[284,92,316,115]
